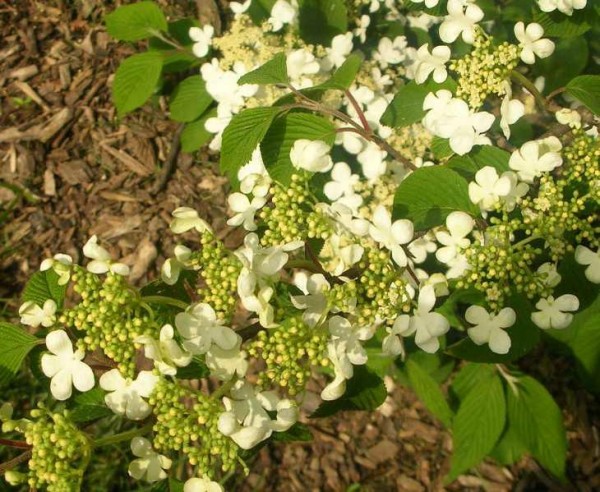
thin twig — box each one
[344,89,372,133]
[152,123,185,195]
[0,450,31,475]
[0,438,31,450]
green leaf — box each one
[446,295,541,363]
[169,76,213,123]
[392,166,478,230]
[506,376,567,480]
[220,107,282,187]
[298,0,348,46]
[113,52,163,116]
[105,1,167,42]
[381,78,456,128]
[319,53,363,91]
[435,288,485,330]
[272,422,313,442]
[176,356,210,380]
[446,146,510,181]
[22,269,67,308]
[566,75,600,115]
[490,417,527,466]
[261,113,336,185]
[180,109,216,153]
[70,388,113,423]
[430,136,454,160]
[239,53,289,85]
[247,0,276,24]
[449,363,496,406]
[0,323,38,387]
[310,366,387,418]
[534,6,596,38]
[405,359,453,427]
[447,371,506,482]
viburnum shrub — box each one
[1,0,599,490]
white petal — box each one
[72,361,95,392]
[46,330,73,356]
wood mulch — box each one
[0,2,598,491]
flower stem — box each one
[141,295,189,311]
[93,423,153,448]
[511,70,547,111]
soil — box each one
[0,1,598,491]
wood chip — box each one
[9,65,39,81]
[366,439,399,465]
[13,80,50,112]
[99,142,153,177]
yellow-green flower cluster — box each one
[247,316,329,395]
[148,379,239,480]
[60,269,158,377]
[23,407,90,492]
[450,32,520,109]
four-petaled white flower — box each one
[40,253,73,285]
[290,139,333,173]
[135,324,192,376]
[354,15,371,43]
[537,0,586,16]
[412,44,451,84]
[128,437,172,483]
[205,341,249,381]
[531,294,579,330]
[175,303,240,355]
[575,245,600,283]
[465,306,515,354]
[537,262,561,287]
[508,137,563,183]
[324,162,362,212]
[328,316,372,367]
[555,108,582,129]
[439,0,484,44]
[325,33,354,69]
[286,49,320,87]
[435,211,474,265]
[184,476,224,492]
[41,330,95,401]
[99,369,158,420]
[291,272,331,327]
[382,321,407,357]
[189,25,214,59]
[218,381,298,449]
[83,235,130,276]
[514,22,555,64]
[170,207,212,234]
[19,299,57,328]
[373,36,408,69]
[268,0,297,32]
[468,166,512,212]
[238,147,272,197]
[227,192,267,231]
[411,0,440,7]
[393,285,450,353]
[161,244,192,285]
[369,205,414,267]
[319,232,364,276]
[408,233,438,264]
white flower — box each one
[268,0,297,32]
[83,235,129,276]
[319,232,364,276]
[382,322,406,357]
[19,299,57,328]
[226,192,266,231]
[354,15,371,43]
[531,294,579,329]
[408,233,437,264]
[439,0,484,44]
[40,253,73,285]
[290,139,333,173]
[189,25,214,58]
[514,22,555,64]
[555,108,582,128]
[537,0,586,16]
[329,316,372,365]
[161,245,192,285]
[175,303,240,355]
[575,245,600,283]
[291,272,330,327]
[392,285,449,353]
[537,262,561,287]
[170,207,212,234]
[435,211,474,265]
[41,330,95,401]
[468,166,512,212]
[238,147,272,198]
[230,0,251,15]
[369,205,414,267]
[184,477,224,492]
[325,33,354,69]
[324,162,362,212]
[218,381,298,449]
[321,342,352,400]
[411,0,440,7]
[499,82,525,139]
[201,60,258,114]
[99,369,158,420]
[501,171,529,212]
[357,142,388,180]
[286,49,320,87]
[465,306,515,354]
[128,437,171,483]
[205,341,248,381]
[135,325,192,376]
[508,137,563,183]
[413,44,451,84]
[373,36,408,69]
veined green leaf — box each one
[169,76,213,123]
[239,53,289,85]
[406,359,453,427]
[22,269,67,308]
[113,52,163,116]
[105,1,167,42]
[0,323,39,387]
[566,75,600,115]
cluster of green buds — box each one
[247,316,329,395]
[60,269,159,377]
[450,31,520,109]
[19,406,90,491]
[148,379,239,479]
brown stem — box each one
[152,123,185,195]
[545,86,566,104]
[0,438,31,450]
[344,89,372,133]
[0,450,31,475]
